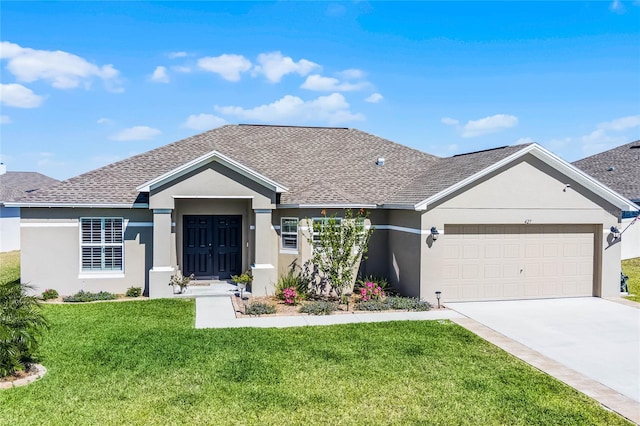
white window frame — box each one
[280,217,299,253]
[79,217,124,276]
[312,217,342,247]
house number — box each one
[524,219,533,224]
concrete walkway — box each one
[195,296,463,328]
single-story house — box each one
[573,141,640,260]
[0,164,58,252]
[9,125,638,304]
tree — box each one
[305,208,374,299]
[0,281,48,377]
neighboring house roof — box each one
[9,125,638,212]
[0,171,59,203]
[572,140,640,202]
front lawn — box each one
[0,251,20,285]
[0,300,628,425]
[622,257,640,303]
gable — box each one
[149,161,275,210]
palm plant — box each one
[0,280,48,377]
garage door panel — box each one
[441,224,594,302]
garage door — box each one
[441,224,595,301]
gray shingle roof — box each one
[572,140,640,202]
[0,171,59,202]
[17,124,533,207]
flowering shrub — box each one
[360,281,385,301]
[282,287,300,305]
[41,288,59,301]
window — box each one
[80,218,124,271]
[312,217,342,245]
[281,218,299,251]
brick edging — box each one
[0,364,47,389]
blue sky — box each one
[1,1,639,180]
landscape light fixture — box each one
[435,291,442,309]
[430,227,440,241]
[610,226,621,239]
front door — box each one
[183,215,241,280]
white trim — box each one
[78,273,125,279]
[5,202,149,208]
[151,266,175,272]
[414,144,639,212]
[127,222,153,227]
[136,150,288,193]
[374,224,430,235]
[277,203,378,209]
[272,225,281,230]
[280,217,299,252]
[153,209,172,214]
[251,263,275,269]
[173,195,254,199]
[79,217,125,274]
[254,209,272,214]
[21,222,78,228]
[279,249,299,255]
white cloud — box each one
[365,93,383,103]
[598,115,640,131]
[461,114,518,138]
[301,74,369,92]
[441,117,459,126]
[253,51,319,83]
[182,113,227,131]
[610,0,625,13]
[36,152,65,168]
[97,117,114,125]
[515,137,535,144]
[0,83,45,108]
[150,66,170,83]
[197,54,252,82]
[110,126,161,141]
[168,51,188,59]
[215,93,364,125]
[338,69,365,80]
[0,41,122,91]
[1,115,12,124]
[172,66,191,73]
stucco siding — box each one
[0,206,20,252]
[419,155,621,304]
[621,217,640,260]
[20,208,152,296]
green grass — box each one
[0,251,20,285]
[0,300,629,425]
[622,257,640,303]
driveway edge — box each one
[452,317,640,425]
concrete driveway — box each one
[447,297,640,402]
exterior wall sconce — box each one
[435,291,442,309]
[430,227,440,241]
[610,226,621,239]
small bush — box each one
[299,301,338,315]
[41,288,59,301]
[0,281,48,377]
[359,281,385,301]
[275,268,309,301]
[245,302,276,316]
[125,287,142,298]
[356,274,397,296]
[62,290,116,303]
[355,296,431,312]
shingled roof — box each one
[572,140,640,202]
[16,124,536,207]
[0,171,59,203]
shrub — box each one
[41,288,59,301]
[282,287,300,305]
[0,281,48,377]
[275,268,309,301]
[355,296,431,312]
[299,301,338,315]
[62,290,116,303]
[245,302,276,316]
[232,271,253,285]
[125,287,142,298]
[359,281,385,301]
[356,275,397,296]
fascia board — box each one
[136,150,288,193]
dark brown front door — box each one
[183,215,241,280]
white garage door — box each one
[441,224,595,301]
